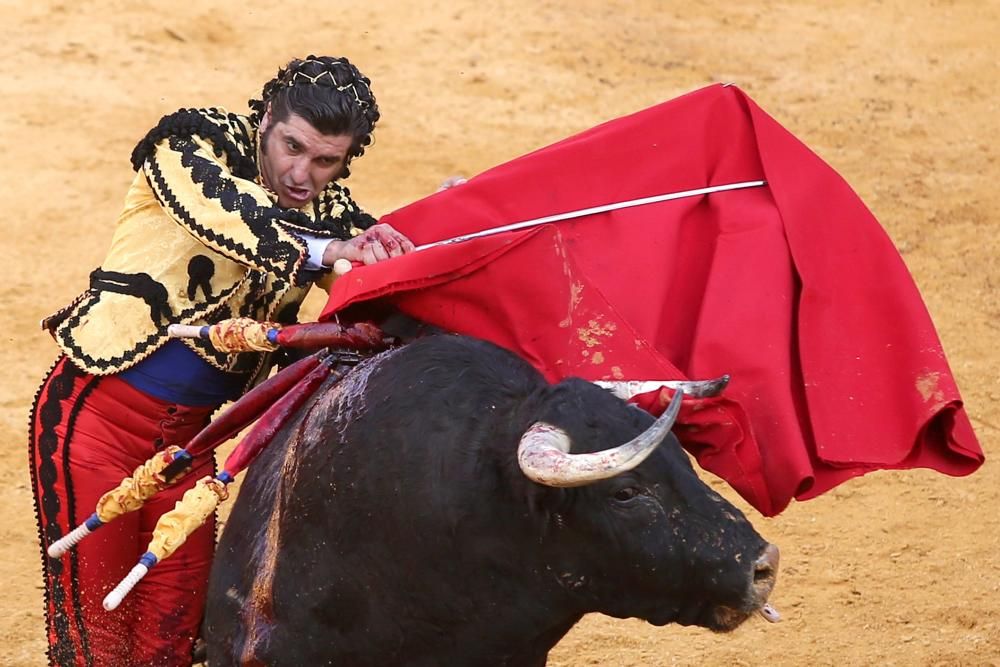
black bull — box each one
[205,335,778,666]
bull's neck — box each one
[393,600,583,666]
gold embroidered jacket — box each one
[43,107,374,377]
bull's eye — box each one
[613,486,640,502]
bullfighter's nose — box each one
[753,544,780,602]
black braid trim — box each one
[90,269,174,325]
[279,208,356,239]
[187,270,296,369]
[276,183,361,240]
[337,183,376,231]
[277,205,354,240]
[131,109,258,180]
[228,111,256,156]
[55,276,243,373]
[349,209,377,230]
[279,184,372,240]
[187,336,269,375]
[42,290,89,335]
[147,136,307,277]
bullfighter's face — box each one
[258,110,350,209]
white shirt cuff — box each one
[299,233,333,271]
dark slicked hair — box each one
[250,56,380,177]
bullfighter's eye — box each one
[613,486,640,502]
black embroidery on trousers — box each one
[28,359,99,667]
[90,269,173,325]
[186,255,216,300]
[59,375,103,667]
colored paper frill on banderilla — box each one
[320,83,983,516]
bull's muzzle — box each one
[754,543,780,605]
[517,391,683,487]
[708,543,781,631]
[749,544,781,625]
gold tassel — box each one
[94,446,183,523]
[147,476,229,561]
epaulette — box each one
[130,107,258,180]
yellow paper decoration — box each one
[207,317,281,353]
[94,446,183,523]
[147,476,229,561]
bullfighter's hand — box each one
[322,223,415,267]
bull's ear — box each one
[521,473,571,532]
[524,481,547,514]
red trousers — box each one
[29,357,218,667]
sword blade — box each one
[414,180,766,251]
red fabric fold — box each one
[321,83,983,515]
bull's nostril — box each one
[753,544,780,584]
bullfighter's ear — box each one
[259,106,272,136]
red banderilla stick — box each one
[220,358,343,477]
[160,351,325,480]
[167,320,394,351]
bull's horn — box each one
[517,390,684,487]
[594,375,730,400]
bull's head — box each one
[514,379,778,632]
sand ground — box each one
[1,1,998,665]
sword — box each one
[331,179,767,275]
[413,179,766,252]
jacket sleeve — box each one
[141,132,310,282]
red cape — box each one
[320,84,983,516]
